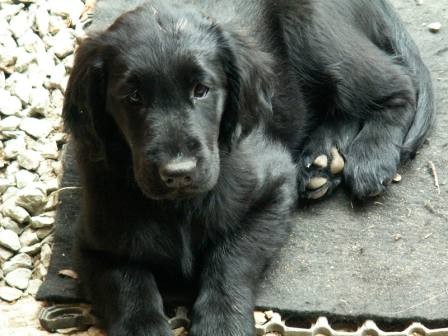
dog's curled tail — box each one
[380,0,435,162]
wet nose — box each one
[159,158,197,189]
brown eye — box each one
[128,90,142,105]
[193,84,209,99]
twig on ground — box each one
[428,161,441,195]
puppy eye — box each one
[193,84,209,99]
[128,90,142,105]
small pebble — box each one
[26,279,43,296]
[16,184,48,214]
[0,286,23,302]
[0,217,22,235]
[19,117,53,139]
[19,229,40,247]
[393,173,402,183]
[2,253,33,274]
[2,204,31,224]
[30,215,54,229]
[0,229,21,252]
[428,22,442,33]
[5,267,32,290]
[0,247,14,262]
[17,149,43,171]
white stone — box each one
[0,286,22,302]
[36,227,52,239]
[40,243,52,267]
[0,216,21,235]
[24,32,45,53]
[29,86,50,115]
[49,89,64,109]
[33,261,47,279]
[0,116,21,131]
[0,3,25,20]
[30,215,54,229]
[25,64,44,89]
[49,15,68,35]
[0,71,5,89]
[45,63,67,91]
[5,267,31,290]
[1,187,18,203]
[17,30,45,54]
[17,149,43,170]
[43,178,59,192]
[2,204,30,224]
[16,184,47,214]
[49,28,75,59]
[26,279,43,295]
[2,253,32,274]
[15,170,38,189]
[49,0,84,23]
[3,137,26,160]
[0,178,14,194]
[19,241,41,255]
[428,22,442,33]
[4,72,26,89]
[10,80,32,105]
[20,117,53,139]
[13,47,36,73]
[35,4,50,37]
[31,140,59,159]
[9,11,31,39]
[36,159,54,178]
[0,45,17,68]
[0,90,22,116]
[35,50,55,76]
[62,53,75,71]
[51,160,63,175]
[19,228,39,247]
[0,229,21,251]
[0,246,14,262]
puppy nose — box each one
[159,158,197,189]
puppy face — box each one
[104,8,229,199]
[63,3,274,200]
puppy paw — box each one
[343,140,401,199]
[299,147,345,200]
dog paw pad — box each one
[308,184,330,200]
[307,177,328,190]
[330,147,345,174]
[313,155,328,169]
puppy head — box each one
[63,2,273,200]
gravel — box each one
[0,0,88,301]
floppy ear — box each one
[63,36,111,162]
[214,27,275,149]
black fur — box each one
[63,0,434,335]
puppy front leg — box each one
[190,189,294,336]
[77,251,171,336]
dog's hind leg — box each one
[298,39,424,200]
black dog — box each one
[63,0,433,335]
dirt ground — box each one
[1,0,447,334]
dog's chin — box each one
[136,178,219,201]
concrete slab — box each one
[256,0,448,323]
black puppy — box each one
[63,0,433,335]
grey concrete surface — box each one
[256,0,448,323]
